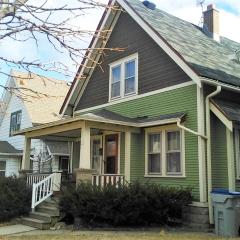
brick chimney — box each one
[203,4,220,41]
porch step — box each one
[20,197,60,230]
[37,205,59,216]
[20,217,51,230]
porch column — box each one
[226,128,235,191]
[22,136,31,170]
[125,131,131,182]
[79,123,91,169]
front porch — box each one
[20,114,140,190]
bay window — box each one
[109,53,138,100]
[145,126,185,177]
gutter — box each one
[201,77,240,93]
[206,86,222,224]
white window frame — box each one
[109,53,138,101]
[0,160,6,177]
[234,127,240,179]
[144,124,185,178]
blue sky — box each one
[0,0,240,96]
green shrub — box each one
[0,176,31,222]
[59,182,192,227]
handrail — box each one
[27,173,50,186]
[31,173,54,211]
[92,174,125,188]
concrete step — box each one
[29,212,52,222]
[20,217,51,230]
[37,205,59,216]
[39,199,58,208]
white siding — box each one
[0,157,21,177]
[0,95,32,150]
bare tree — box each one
[0,0,123,98]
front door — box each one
[105,134,118,174]
[59,156,69,174]
[91,136,103,174]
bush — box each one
[59,182,192,227]
[0,176,32,222]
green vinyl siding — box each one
[211,113,228,189]
[105,84,200,200]
[120,132,125,175]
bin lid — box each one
[211,189,240,196]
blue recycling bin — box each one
[211,189,240,237]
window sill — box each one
[144,174,186,178]
[109,93,137,103]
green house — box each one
[17,0,240,228]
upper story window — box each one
[145,125,185,177]
[9,110,22,135]
[109,53,138,101]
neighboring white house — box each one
[0,71,70,177]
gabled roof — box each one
[10,71,70,124]
[0,141,22,155]
[60,0,240,115]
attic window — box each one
[109,53,138,101]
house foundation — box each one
[182,204,211,231]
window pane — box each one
[111,82,120,98]
[167,152,181,173]
[125,77,135,94]
[149,133,161,153]
[112,65,121,83]
[0,161,6,171]
[125,61,135,79]
[148,154,161,173]
[0,171,5,177]
[125,61,135,95]
[17,112,22,125]
[167,131,180,150]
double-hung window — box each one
[9,110,22,135]
[148,133,161,174]
[145,126,185,177]
[0,161,6,177]
[166,131,181,174]
[109,53,138,100]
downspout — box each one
[177,121,207,140]
[206,86,222,224]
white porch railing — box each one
[92,174,125,187]
[29,172,62,211]
[27,173,50,186]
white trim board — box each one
[210,102,233,131]
[75,81,195,115]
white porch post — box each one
[125,131,131,182]
[226,128,236,191]
[79,123,91,169]
[22,136,31,170]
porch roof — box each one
[14,110,185,138]
[212,99,240,123]
[0,141,22,156]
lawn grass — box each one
[0,231,238,240]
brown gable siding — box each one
[76,12,192,111]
